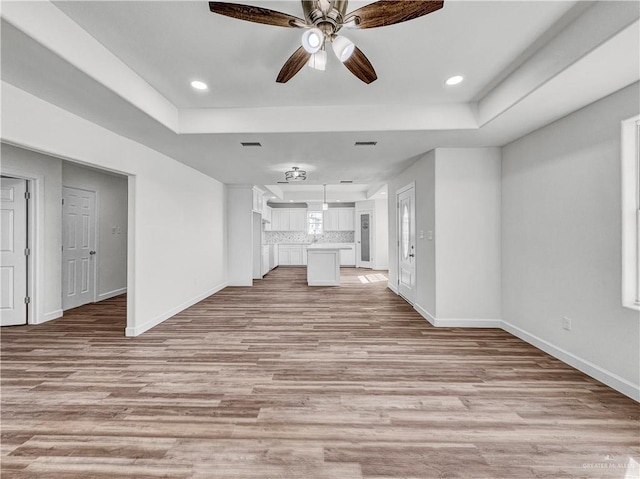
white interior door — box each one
[1,177,28,326]
[356,210,374,269]
[62,187,96,310]
[397,185,416,304]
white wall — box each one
[435,148,502,321]
[502,83,640,395]
[388,148,501,324]
[374,199,389,270]
[2,82,227,336]
[1,144,62,323]
[227,186,253,286]
[62,162,128,301]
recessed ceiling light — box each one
[445,75,464,86]
[336,200,341,202]
[381,192,386,195]
[191,80,208,90]
[289,200,294,202]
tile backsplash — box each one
[264,231,355,244]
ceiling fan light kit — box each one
[302,27,324,54]
[208,1,444,84]
[332,35,355,62]
[308,50,327,71]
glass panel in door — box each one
[360,213,370,262]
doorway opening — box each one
[61,161,128,322]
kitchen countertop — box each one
[268,242,355,246]
[307,243,353,250]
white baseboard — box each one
[411,302,639,401]
[125,282,228,337]
[502,320,640,402]
[414,303,501,328]
[97,287,127,302]
[34,309,63,325]
[387,282,398,294]
[413,303,436,325]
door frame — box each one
[0,167,41,325]
[396,181,416,304]
[62,184,100,305]
[356,208,375,268]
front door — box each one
[397,184,416,304]
[62,187,96,310]
[356,210,373,269]
[1,177,28,326]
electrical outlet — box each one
[562,316,572,331]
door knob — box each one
[409,254,415,257]
[89,250,96,255]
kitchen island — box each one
[306,244,352,286]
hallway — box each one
[1,268,638,478]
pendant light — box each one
[322,184,328,210]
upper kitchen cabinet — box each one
[270,208,307,232]
[290,210,307,231]
[263,204,272,231]
[252,188,264,213]
[324,207,355,231]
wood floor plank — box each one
[1,267,638,478]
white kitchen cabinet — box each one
[269,244,278,269]
[339,245,356,266]
[278,245,304,265]
[290,210,307,231]
[270,209,306,231]
[252,188,264,213]
[271,209,289,231]
[338,208,355,231]
[324,208,355,231]
[263,205,272,231]
[290,247,303,265]
[261,245,270,276]
[323,209,339,231]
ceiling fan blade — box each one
[276,47,312,83]
[344,1,444,29]
[209,2,305,28]
[343,47,377,84]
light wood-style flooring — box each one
[1,267,638,478]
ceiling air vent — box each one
[354,141,377,146]
[340,180,353,184]
[241,142,262,147]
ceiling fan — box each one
[208,1,444,84]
